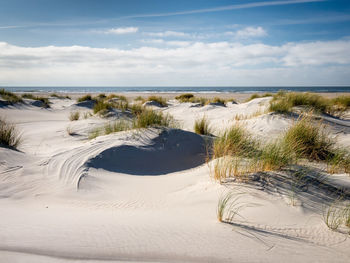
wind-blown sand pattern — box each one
[1,94,350,262]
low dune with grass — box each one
[1,89,350,262]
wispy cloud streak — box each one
[123,0,326,19]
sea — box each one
[2,86,350,94]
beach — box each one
[1,91,350,262]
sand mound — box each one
[86,129,206,175]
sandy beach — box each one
[0,91,349,262]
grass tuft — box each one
[93,100,112,114]
[194,116,211,135]
[0,89,23,104]
[213,124,257,159]
[283,115,334,161]
[0,117,21,149]
[133,109,175,128]
[69,111,80,121]
[77,94,93,102]
[147,96,167,107]
[175,93,194,102]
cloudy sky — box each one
[0,0,349,86]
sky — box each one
[0,0,349,86]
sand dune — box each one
[1,95,350,262]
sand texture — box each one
[1,94,350,262]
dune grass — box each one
[89,120,132,139]
[210,113,350,182]
[22,94,50,108]
[104,120,132,135]
[147,96,167,107]
[0,117,21,149]
[93,100,112,114]
[0,89,23,104]
[208,97,226,106]
[258,140,293,171]
[50,93,71,99]
[194,116,211,135]
[69,111,80,121]
[217,191,245,223]
[175,93,194,102]
[77,94,93,102]
[134,96,145,102]
[268,91,350,116]
[323,202,345,231]
[106,94,127,102]
[283,116,334,161]
[213,124,258,159]
[133,109,175,128]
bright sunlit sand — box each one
[1,91,350,262]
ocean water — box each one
[2,86,350,93]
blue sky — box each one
[0,0,349,86]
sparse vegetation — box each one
[147,96,167,107]
[283,116,334,161]
[175,93,194,102]
[106,94,128,102]
[133,109,175,128]
[194,116,211,135]
[69,111,80,121]
[0,89,23,104]
[93,100,112,114]
[323,202,345,231]
[217,191,245,223]
[89,120,132,139]
[22,94,50,108]
[77,94,93,102]
[134,96,144,102]
[50,93,71,99]
[208,97,226,106]
[246,93,261,102]
[0,117,21,149]
[104,120,132,134]
[213,124,257,159]
[268,91,350,116]
[258,140,292,171]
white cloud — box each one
[145,31,190,37]
[225,26,267,39]
[0,39,349,86]
[106,27,138,34]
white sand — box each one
[1,96,350,262]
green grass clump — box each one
[269,92,329,114]
[133,109,174,128]
[283,116,334,161]
[50,93,71,99]
[258,140,292,171]
[77,94,93,102]
[246,93,261,102]
[326,148,350,174]
[213,125,257,158]
[0,89,23,104]
[175,93,194,102]
[93,100,112,114]
[147,96,167,107]
[194,116,211,135]
[106,94,127,102]
[130,103,144,116]
[208,97,226,105]
[104,120,131,135]
[134,96,144,102]
[0,117,21,149]
[69,111,80,121]
[22,94,50,108]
